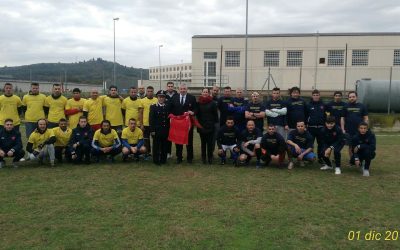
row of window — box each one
[149,65,192,73]
[204,49,400,67]
[149,73,192,80]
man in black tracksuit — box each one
[306,89,327,164]
[69,116,93,164]
[0,119,25,168]
[217,86,234,126]
[150,90,170,165]
[320,116,345,174]
[326,91,346,125]
[351,122,376,177]
[260,124,287,167]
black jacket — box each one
[69,125,93,150]
[351,130,376,154]
[321,125,344,149]
[217,125,240,148]
[0,128,23,152]
[168,93,198,116]
[149,103,170,135]
[197,100,218,134]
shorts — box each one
[222,144,238,152]
[288,146,316,161]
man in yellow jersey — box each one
[65,88,86,128]
[83,88,104,131]
[122,87,143,127]
[52,118,72,163]
[121,118,146,162]
[91,120,121,162]
[0,83,23,131]
[103,85,123,134]
[44,84,67,128]
[26,119,56,166]
[140,86,157,157]
[22,82,46,138]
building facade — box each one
[192,32,400,91]
[149,63,192,83]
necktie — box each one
[181,96,184,105]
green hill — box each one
[0,58,148,89]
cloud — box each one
[0,0,399,68]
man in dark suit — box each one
[168,83,198,164]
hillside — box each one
[0,58,148,89]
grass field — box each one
[0,131,399,249]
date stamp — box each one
[348,230,399,241]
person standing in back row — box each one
[0,83,23,131]
[265,87,287,139]
[285,86,306,132]
[168,83,197,164]
[44,83,67,129]
[22,82,46,138]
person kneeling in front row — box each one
[217,116,241,165]
[69,116,93,164]
[91,120,121,162]
[26,119,56,166]
[121,118,146,162]
[320,116,345,174]
[260,123,287,168]
[350,122,376,177]
[286,121,316,170]
[0,119,25,168]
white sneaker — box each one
[335,167,341,175]
[19,158,25,162]
[50,160,55,167]
[287,162,294,170]
[167,153,172,159]
[363,169,370,177]
[320,164,333,170]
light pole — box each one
[159,44,163,90]
[113,17,119,87]
[244,0,248,93]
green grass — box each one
[0,131,399,249]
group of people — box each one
[0,81,376,176]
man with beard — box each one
[44,84,67,129]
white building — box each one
[149,63,192,83]
[192,32,400,91]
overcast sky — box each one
[1,0,399,68]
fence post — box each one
[388,66,393,114]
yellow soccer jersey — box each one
[122,97,143,126]
[66,98,86,128]
[83,96,105,125]
[103,96,123,126]
[52,127,72,147]
[44,95,67,123]
[22,93,46,122]
[0,95,23,125]
[93,129,119,147]
[140,97,158,126]
[121,127,143,145]
[28,128,55,150]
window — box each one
[264,50,280,67]
[189,73,192,77]
[162,68,165,72]
[225,51,240,67]
[189,66,192,70]
[204,52,217,59]
[287,50,302,67]
[328,50,345,66]
[394,50,400,66]
[185,73,187,77]
[185,66,187,70]
[352,50,369,66]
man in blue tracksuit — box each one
[351,122,376,177]
[306,89,327,164]
[69,116,93,164]
[227,88,248,132]
[285,86,306,131]
[0,119,25,168]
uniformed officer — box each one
[149,90,170,165]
